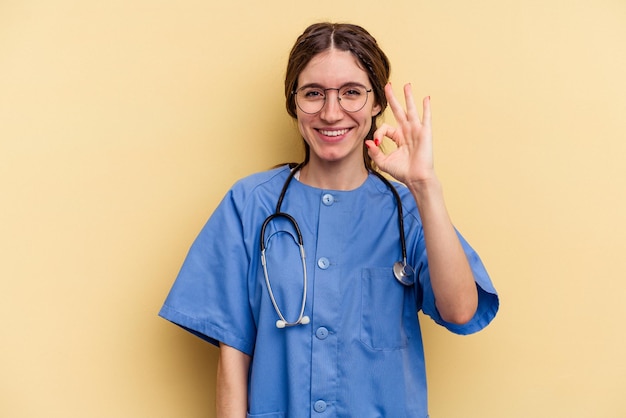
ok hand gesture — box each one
[366,83,435,188]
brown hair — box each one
[284,22,391,169]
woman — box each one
[160,22,498,417]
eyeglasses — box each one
[293,84,372,114]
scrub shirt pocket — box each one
[360,267,408,350]
[247,412,285,418]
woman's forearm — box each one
[216,343,251,418]
[408,177,478,324]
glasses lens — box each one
[296,87,326,114]
[295,86,369,114]
[338,86,368,112]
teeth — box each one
[319,129,349,137]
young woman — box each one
[160,22,499,417]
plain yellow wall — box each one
[2,0,625,417]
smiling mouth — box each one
[318,128,350,137]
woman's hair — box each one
[284,22,391,169]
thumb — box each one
[365,140,385,166]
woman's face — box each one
[295,48,381,166]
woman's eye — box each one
[304,90,324,99]
[343,88,362,97]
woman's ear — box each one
[371,103,382,117]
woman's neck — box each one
[299,158,369,190]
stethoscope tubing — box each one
[260,211,309,328]
[370,170,409,266]
[259,163,414,328]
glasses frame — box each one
[292,84,373,115]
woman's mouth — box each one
[318,128,350,138]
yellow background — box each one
[2,0,625,417]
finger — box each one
[373,123,401,146]
[385,82,408,124]
[422,95,432,128]
[365,140,385,164]
[403,83,420,124]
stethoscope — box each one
[260,163,415,329]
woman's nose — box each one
[319,92,344,122]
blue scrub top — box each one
[159,165,499,418]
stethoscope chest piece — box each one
[393,261,416,286]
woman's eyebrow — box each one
[298,81,368,89]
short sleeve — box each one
[418,229,499,335]
[158,189,256,355]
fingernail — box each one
[374,138,380,147]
